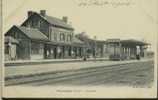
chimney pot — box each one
[62,16,68,23]
[40,10,46,17]
[28,11,34,18]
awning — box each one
[120,39,149,46]
[45,41,86,47]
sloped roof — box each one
[75,34,106,44]
[31,12,74,30]
[44,15,73,29]
[5,25,84,47]
[72,37,84,44]
[21,11,74,30]
[15,26,48,41]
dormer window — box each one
[38,20,42,28]
[27,21,31,28]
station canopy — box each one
[120,39,149,47]
[106,39,149,47]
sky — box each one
[3,0,158,51]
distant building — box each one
[76,33,107,58]
[106,39,149,60]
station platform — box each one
[5,58,108,66]
[4,58,153,80]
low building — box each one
[76,33,106,58]
[5,25,49,60]
[106,39,149,60]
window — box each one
[48,27,52,40]
[65,33,72,42]
[14,32,18,39]
[31,42,43,54]
[56,32,58,41]
[63,34,65,41]
[5,45,9,54]
[70,35,72,41]
[67,35,71,42]
[60,33,62,41]
[32,20,37,28]
[66,35,69,42]
[29,20,33,27]
[27,23,31,28]
[38,20,42,28]
[60,33,65,41]
[54,32,57,41]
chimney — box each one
[40,10,46,17]
[28,11,34,18]
[62,16,68,23]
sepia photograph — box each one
[1,0,157,98]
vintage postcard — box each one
[1,0,157,98]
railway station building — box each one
[4,10,150,61]
[5,10,85,61]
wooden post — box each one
[119,42,122,60]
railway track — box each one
[35,61,153,86]
[5,61,154,86]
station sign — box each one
[106,39,121,43]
